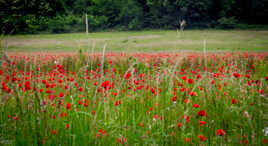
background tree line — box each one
[1,0,268,34]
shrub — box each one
[48,15,83,33]
[87,15,108,31]
[217,17,238,29]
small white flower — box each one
[263,127,268,136]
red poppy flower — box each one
[97,129,107,137]
[198,134,206,141]
[83,103,88,107]
[172,96,177,102]
[196,74,201,79]
[240,140,248,144]
[231,99,237,104]
[58,79,63,83]
[59,92,64,97]
[117,137,127,144]
[78,87,83,92]
[216,129,226,136]
[59,112,67,118]
[233,73,241,78]
[66,103,71,110]
[114,100,121,106]
[177,122,182,128]
[51,130,57,135]
[188,91,196,96]
[211,80,215,84]
[125,72,131,79]
[184,137,191,143]
[187,78,194,84]
[193,104,199,108]
[184,98,190,104]
[66,124,69,130]
[263,139,267,144]
[197,110,207,117]
[182,115,190,123]
[101,81,110,90]
[181,76,187,81]
[199,121,206,126]
[24,81,31,90]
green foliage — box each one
[217,17,239,29]
[87,15,108,31]
[234,24,268,30]
[48,15,84,33]
[1,0,268,34]
[117,0,143,30]
[0,0,65,34]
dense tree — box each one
[1,0,268,34]
[0,0,65,33]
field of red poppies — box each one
[0,51,267,145]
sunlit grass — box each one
[4,30,268,52]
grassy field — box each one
[0,52,267,145]
[1,30,268,145]
[3,30,268,52]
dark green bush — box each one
[127,18,143,30]
[48,15,84,33]
[87,15,108,31]
[234,24,268,30]
[217,17,239,29]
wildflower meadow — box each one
[0,51,267,145]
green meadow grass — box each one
[0,53,267,145]
[3,30,268,52]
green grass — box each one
[4,30,268,52]
[0,53,267,145]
